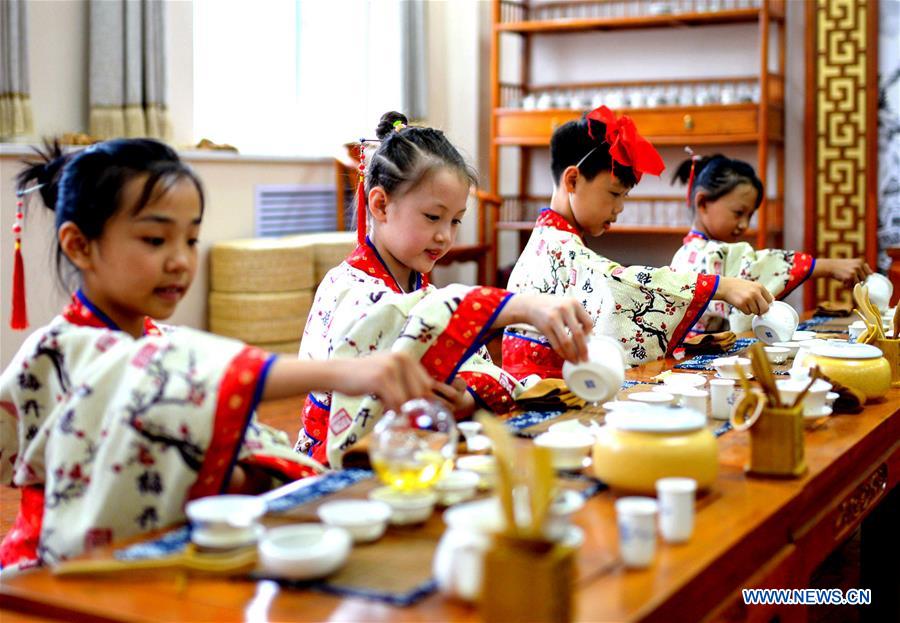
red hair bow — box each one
[585,106,665,182]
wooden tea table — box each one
[2,322,899,622]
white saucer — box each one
[191,523,265,549]
[713,373,754,380]
[803,406,833,419]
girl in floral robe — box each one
[670,154,872,332]
[503,108,775,377]
[297,112,592,465]
[1,139,436,570]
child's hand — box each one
[332,352,435,411]
[432,377,476,418]
[506,294,593,362]
[821,258,872,287]
[717,277,774,316]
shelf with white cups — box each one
[496,194,709,230]
[502,77,763,112]
[500,0,765,25]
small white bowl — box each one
[825,391,839,408]
[457,421,482,442]
[772,341,800,358]
[534,431,594,470]
[792,330,817,342]
[464,434,492,453]
[434,470,480,506]
[316,500,391,543]
[186,495,267,529]
[368,487,437,525]
[662,373,707,389]
[258,524,352,581]
[628,391,675,406]
[711,357,752,380]
[191,524,264,550]
[763,346,790,365]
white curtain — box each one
[0,0,33,139]
[89,0,169,140]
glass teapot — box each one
[369,399,458,493]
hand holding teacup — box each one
[751,301,800,345]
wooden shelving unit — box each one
[484,0,787,283]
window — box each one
[193,0,405,157]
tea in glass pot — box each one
[369,399,458,492]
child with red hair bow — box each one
[503,107,774,377]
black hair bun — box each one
[16,138,68,211]
[376,111,409,140]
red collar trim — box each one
[63,293,161,336]
[536,209,583,238]
[683,229,709,244]
[345,238,429,294]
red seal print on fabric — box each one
[95,333,118,353]
[330,408,352,435]
[130,343,159,368]
[84,528,112,551]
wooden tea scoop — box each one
[53,543,258,577]
[526,445,555,539]
[860,285,885,340]
[749,342,780,408]
[788,367,821,410]
[479,414,519,536]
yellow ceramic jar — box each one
[592,407,718,494]
[799,342,891,402]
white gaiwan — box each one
[563,335,626,404]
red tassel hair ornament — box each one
[10,199,28,330]
[684,146,701,209]
[355,139,367,246]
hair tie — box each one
[392,120,406,132]
[684,146,702,209]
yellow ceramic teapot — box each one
[592,406,718,494]
[797,341,891,402]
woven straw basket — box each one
[210,238,315,293]
[208,291,312,342]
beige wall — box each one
[0,148,332,368]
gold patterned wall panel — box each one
[807,0,878,307]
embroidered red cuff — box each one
[420,287,511,382]
[188,346,271,500]
[239,454,318,483]
[780,253,815,299]
[458,370,517,414]
[501,333,565,381]
[668,274,720,356]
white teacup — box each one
[534,431,594,470]
[774,379,833,416]
[865,273,893,311]
[752,301,799,345]
[772,341,800,358]
[563,336,626,404]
